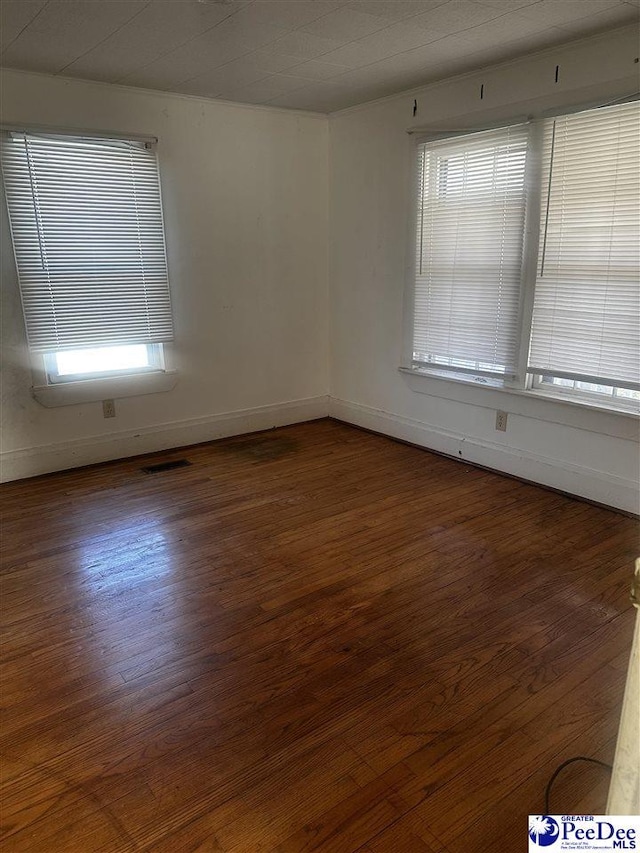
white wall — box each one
[0,70,330,479]
[328,25,640,513]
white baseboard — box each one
[0,395,329,482]
[329,397,639,514]
[3,393,636,514]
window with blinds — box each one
[412,124,529,379]
[1,132,173,356]
[528,100,640,391]
[409,99,639,412]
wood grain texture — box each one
[1,419,637,852]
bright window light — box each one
[54,345,152,377]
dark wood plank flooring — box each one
[1,419,637,852]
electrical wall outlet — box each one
[495,410,508,432]
[103,399,116,418]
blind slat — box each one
[1,132,174,353]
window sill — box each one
[402,365,509,390]
[399,367,639,440]
[33,370,178,407]
[525,386,640,418]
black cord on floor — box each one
[545,756,613,814]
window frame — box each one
[403,101,639,417]
[1,125,177,407]
[30,344,178,407]
[42,343,166,385]
[411,122,534,382]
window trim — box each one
[43,343,165,385]
[31,343,178,407]
[400,367,639,434]
[402,363,639,419]
[32,371,179,408]
[402,99,640,417]
[0,122,156,146]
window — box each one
[410,100,640,413]
[527,103,639,399]
[44,344,164,384]
[413,124,529,379]
[1,130,174,398]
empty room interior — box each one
[1,0,640,850]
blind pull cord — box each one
[538,120,556,278]
[23,136,48,273]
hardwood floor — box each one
[1,419,637,852]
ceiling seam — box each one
[56,1,155,75]
[0,0,51,57]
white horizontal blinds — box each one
[528,101,640,389]
[413,124,529,377]
[1,132,173,352]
